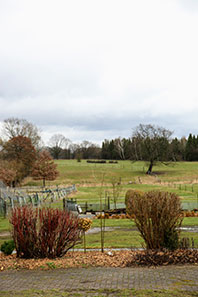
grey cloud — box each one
[179,0,198,11]
[1,0,198,144]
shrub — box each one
[10,206,81,259]
[179,237,194,249]
[10,206,38,258]
[164,229,179,251]
[0,240,15,255]
[87,160,106,164]
[125,190,183,250]
[183,210,198,217]
[38,208,80,258]
[125,189,143,216]
[78,218,92,232]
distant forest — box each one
[1,118,198,162]
[47,133,198,162]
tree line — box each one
[47,125,198,164]
[102,133,198,162]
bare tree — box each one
[114,137,125,160]
[2,117,41,148]
[111,177,122,209]
[80,140,101,159]
[131,124,173,174]
[48,134,70,159]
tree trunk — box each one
[43,178,46,188]
[146,161,153,174]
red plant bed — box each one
[10,206,81,259]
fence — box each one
[0,183,77,217]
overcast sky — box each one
[0,0,198,145]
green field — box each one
[24,160,198,207]
[24,159,198,185]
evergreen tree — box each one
[185,134,198,161]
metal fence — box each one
[0,182,77,217]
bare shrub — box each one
[10,206,80,258]
[10,206,38,258]
[125,189,143,216]
[125,190,183,250]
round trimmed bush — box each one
[0,240,15,255]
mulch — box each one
[1,249,198,271]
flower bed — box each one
[1,249,198,271]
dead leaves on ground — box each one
[0,249,198,271]
[127,249,198,267]
[0,251,131,271]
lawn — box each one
[75,217,198,249]
[1,217,198,249]
[0,217,10,232]
[24,159,198,185]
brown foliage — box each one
[31,150,59,187]
[0,160,17,186]
[78,218,93,232]
[125,189,144,216]
[2,136,36,184]
[125,190,183,250]
[127,249,198,267]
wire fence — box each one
[0,182,77,217]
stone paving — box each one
[0,265,198,292]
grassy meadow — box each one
[24,160,198,206]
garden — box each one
[1,160,198,272]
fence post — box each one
[3,200,7,218]
[107,196,110,210]
[63,198,66,210]
[85,201,88,213]
[29,195,33,205]
[197,193,198,209]
[9,197,14,209]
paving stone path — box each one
[0,265,198,292]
